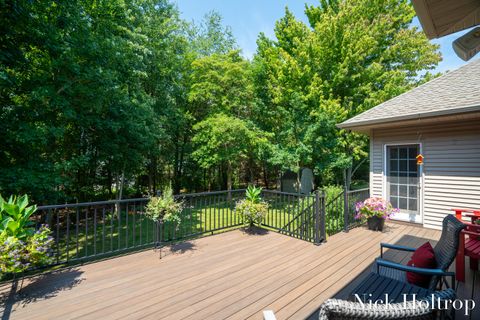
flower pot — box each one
[367,216,385,231]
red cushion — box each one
[406,242,437,288]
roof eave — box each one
[412,0,438,39]
[337,105,480,131]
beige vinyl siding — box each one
[370,120,480,229]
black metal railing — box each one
[324,188,370,237]
[34,187,369,267]
[260,190,319,242]
[35,189,245,266]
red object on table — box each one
[453,208,480,222]
[454,208,480,282]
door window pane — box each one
[399,185,407,197]
[409,147,417,159]
[408,199,417,211]
[390,160,398,171]
[399,197,407,209]
[391,197,398,208]
[399,148,408,159]
[390,184,398,196]
[409,186,417,197]
[390,148,398,159]
[409,160,417,172]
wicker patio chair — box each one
[375,215,465,292]
[318,288,456,320]
[342,215,465,320]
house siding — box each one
[370,120,480,229]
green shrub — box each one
[235,186,269,228]
[0,195,54,274]
[323,185,343,204]
[0,194,37,238]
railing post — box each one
[320,190,326,242]
[314,190,321,244]
[343,183,349,233]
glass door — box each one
[386,145,421,223]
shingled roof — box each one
[338,58,480,129]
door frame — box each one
[382,142,424,224]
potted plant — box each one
[235,186,269,229]
[354,197,398,231]
[0,195,54,277]
[145,186,183,256]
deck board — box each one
[0,222,477,320]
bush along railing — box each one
[34,189,245,266]
[323,188,370,237]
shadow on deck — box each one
[0,222,478,320]
[306,233,480,320]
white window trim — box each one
[382,142,424,225]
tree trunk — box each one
[227,161,232,201]
[117,165,125,201]
[343,167,352,192]
[263,162,269,189]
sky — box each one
[175,0,478,73]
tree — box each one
[0,0,165,202]
[188,11,237,57]
[188,50,255,119]
[192,114,268,193]
[253,0,440,188]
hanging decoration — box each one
[416,154,424,165]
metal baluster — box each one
[139,203,143,246]
[117,203,121,252]
[76,207,79,258]
[85,207,88,257]
[102,207,106,254]
[110,204,114,252]
[55,209,60,264]
[94,207,97,256]
[66,209,70,262]
[125,203,128,248]
[133,203,136,247]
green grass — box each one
[49,196,320,264]
[47,191,361,266]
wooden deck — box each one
[1,222,478,320]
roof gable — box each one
[338,58,480,129]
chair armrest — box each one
[464,223,480,232]
[462,230,480,237]
[380,243,416,258]
[376,258,454,277]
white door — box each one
[386,145,422,223]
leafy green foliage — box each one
[0,225,54,274]
[145,186,183,226]
[0,0,441,202]
[235,186,269,227]
[253,0,441,186]
[192,114,269,190]
[245,186,262,204]
[0,195,53,274]
[0,194,37,239]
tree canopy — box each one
[0,0,441,203]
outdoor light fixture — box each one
[453,27,480,61]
